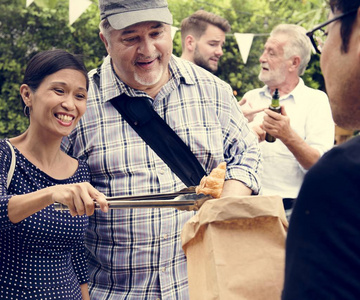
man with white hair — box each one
[242,24,334,219]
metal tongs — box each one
[53,186,213,211]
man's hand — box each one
[251,124,266,142]
[238,98,266,122]
[262,106,292,142]
[262,105,321,170]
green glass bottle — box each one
[265,88,281,143]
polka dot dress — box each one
[0,140,89,299]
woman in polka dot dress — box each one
[0,49,109,299]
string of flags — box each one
[173,28,269,64]
[26,0,267,65]
[234,33,254,64]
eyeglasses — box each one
[306,8,358,54]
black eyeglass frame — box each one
[306,8,359,54]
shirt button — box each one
[156,298,161,300]
[163,234,168,239]
[159,168,166,175]
[160,267,166,272]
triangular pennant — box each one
[26,0,35,7]
[234,33,254,64]
[69,0,92,25]
[171,26,178,40]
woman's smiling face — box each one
[23,68,87,138]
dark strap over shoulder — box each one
[110,94,206,187]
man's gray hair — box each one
[99,18,114,42]
[270,24,312,76]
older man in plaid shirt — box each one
[62,0,262,299]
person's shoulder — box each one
[171,55,231,89]
[70,157,91,176]
[294,82,330,110]
[88,67,98,79]
[301,135,360,200]
[87,55,112,86]
[0,139,13,167]
[302,82,328,99]
[171,56,209,77]
[305,85,327,96]
[242,87,264,98]
[317,135,360,170]
[0,139,11,153]
[334,135,360,155]
[77,158,90,171]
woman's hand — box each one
[8,182,109,223]
[50,182,108,216]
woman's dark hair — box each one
[23,49,89,92]
[329,0,360,53]
[21,49,89,114]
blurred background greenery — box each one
[0,0,328,138]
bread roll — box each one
[195,162,226,198]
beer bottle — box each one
[265,88,281,143]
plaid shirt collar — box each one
[94,55,196,103]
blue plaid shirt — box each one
[62,55,261,300]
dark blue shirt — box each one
[283,136,360,299]
[0,139,89,299]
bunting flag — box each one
[69,0,92,25]
[171,26,179,40]
[234,33,254,65]
[24,1,263,64]
[26,0,35,7]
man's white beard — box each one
[134,65,164,86]
[259,64,287,86]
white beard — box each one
[259,63,287,86]
[134,67,164,86]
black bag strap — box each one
[109,94,207,187]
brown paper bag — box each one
[181,195,288,300]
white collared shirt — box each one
[243,78,335,198]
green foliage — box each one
[169,0,328,101]
[0,0,104,138]
[0,0,328,138]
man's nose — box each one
[138,37,156,56]
[259,52,267,63]
[215,45,223,57]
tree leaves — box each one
[0,0,328,138]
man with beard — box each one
[241,24,334,220]
[180,10,231,73]
[61,0,261,299]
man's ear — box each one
[99,32,110,54]
[289,56,300,72]
[185,35,196,52]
